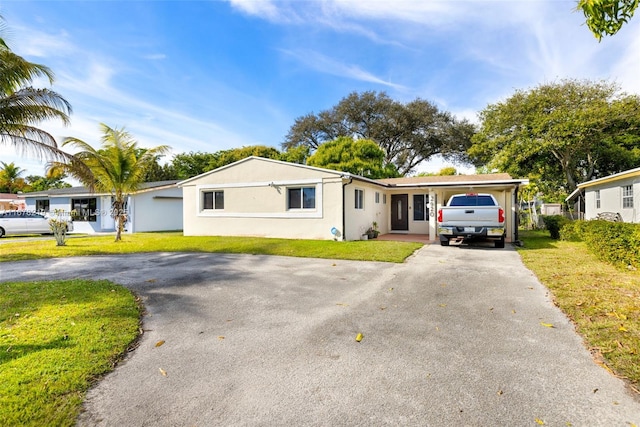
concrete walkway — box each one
[0,245,638,426]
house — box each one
[0,193,25,211]
[19,181,183,233]
[566,167,640,223]
[179,157,528,242]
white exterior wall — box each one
[584,176,640,223]
[343,181,388,240]
[129,187,183,232]
[182,159,345,240]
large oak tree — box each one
[282,91,474,176]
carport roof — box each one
[379,173,527,187]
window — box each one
[71,198,97,222]
[595,190,600,209]
[383,194,387,204]
[413,194,429,221]
[449,195,496,207]
[375,192,380,204]
[203,191,224,210]
[622,185,633,208]
[355,189,364,210]
[35,199,50,212]
[288,187,315,209]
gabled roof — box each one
[576,167,640,189]
[179,156,529,189]
[19,180,180,199]
[178,156,383,187]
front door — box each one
[391,194,409,231]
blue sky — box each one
[1,0,639,179]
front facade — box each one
[180,157,528,242]
[20,181,183,233]
[574,167,640,223]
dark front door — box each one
[391,194,409,231]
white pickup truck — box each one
[437,193,506,248]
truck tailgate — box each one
[439,206,502,226]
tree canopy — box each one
[171,145,308,179]
[0,161,27,193]
[306,137,398,178]
[468,79,640,197]
[577,0,639,40]
[282,91,474,176]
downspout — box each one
[342,176,352,241]
[514,185,520,243]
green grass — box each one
[518,230,640,391]
[0,232,423,263]
[0,279,141,427]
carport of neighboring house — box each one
[179,157,529,242]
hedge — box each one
[559,220,640,269]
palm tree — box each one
[0,161,26,193]
[49,123,170,241]
[0,16,73,161]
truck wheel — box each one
[494,237,505,248]
[440,237,450,246]
[0,227,4,238]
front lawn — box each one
[0,232,423,263]
[0,279,141,427]
[517,230,640,392]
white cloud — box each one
[281,48,406,90]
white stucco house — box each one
[19,180,183,233]
[567,167,640,223]
[179,157,528,242]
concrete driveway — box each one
[1,245,638,426]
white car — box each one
[0,211,74,238]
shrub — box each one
[559,220,640,268]
[540,215,569,239]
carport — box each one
[380,175,529,243]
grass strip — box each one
[0,280,141,427]
[0,232,423,263]
[517,230,640,391]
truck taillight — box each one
[498,208,505,223]
[437,209,443,223]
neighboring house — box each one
[0,193,25,211]
[19,181,183,234]
[566,167,640,223]
[179,157,528,242]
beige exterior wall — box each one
[182,159,346,240]
[181,157,525,242]
[343,181,388,240]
